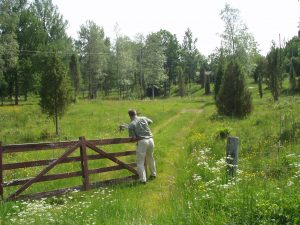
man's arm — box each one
[128,124,136,138]
[145,117,153,125]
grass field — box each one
[1,85,300,224]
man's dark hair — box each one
[128,109,137,117]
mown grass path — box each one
[136,107,203,223]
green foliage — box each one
[220,3,258,73]
[69,53,81,101]
[32,0,68,45]
[204,74,211,95]
[0,0,20,104]
[289,58,297,91]
[253,55,266,98]
[214,62,224,99]
[39,53,73,134]
[113,34,136,99]
[278,105,300,143]
[266,43,280,101]
[216,60,252,117]
[176,66,185,97]
[158,29,181,94]
[181,28,199,87]
[143,32,167,98]
[283,37,300,84]
[77,20,108,99]
[216,127,231,139]
[0,72,8,104]
[258,73,263,98]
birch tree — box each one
[143,32,166,99]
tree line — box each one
[0,0,207,106]
[1,1,300,133]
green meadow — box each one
[0,85,300,224]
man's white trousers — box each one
[136,138,156,182]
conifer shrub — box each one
[216,60,252,117]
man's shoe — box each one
[140,181,147,185]
[149,175,156,181]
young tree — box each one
[40,54,72,135]
[289,58,297,91]
[133,33,146,99]
[213,47,226,99]
[69,54,81,101]
[176,66,185,97]
[253,55,266,98]
[220,4,257,73]
[216,60,252,117]
[158,29,180,95]
[77,21,108,99]
[266,43,280,101]
[181,28,199,90]
[204,72,211,95]
[143,32,166,99]
[113,34,136,99]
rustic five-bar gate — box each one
[0,137,139,201]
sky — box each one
[52,0,300,56]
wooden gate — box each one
[0,137,138,201]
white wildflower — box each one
[286,153,296,158]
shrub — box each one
[216,60,252,117]
[216,127,231,139]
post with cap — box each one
[79,136,90,191]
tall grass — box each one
[168,93,300,224]
[1,85,300,224]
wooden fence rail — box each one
[0,137,138,201]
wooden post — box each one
[226,136,239,176]
[79,137,89,191]
[0,142,3,199]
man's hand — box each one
[119,124,129,131]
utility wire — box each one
[17,49,110,55]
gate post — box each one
[0,142,3,199]
[79,137,90,190]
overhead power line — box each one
[17,49,110,55]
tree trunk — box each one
[205,74,211,95]
[55,109,59,136]
[14,72,19,105]
[258,75,263,98]
[152,85,155,99]
[24,92,28,101]
[163,82,167,97]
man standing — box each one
[127,109,156,184]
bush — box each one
[216,127,231,139]
[216,60,252,117]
